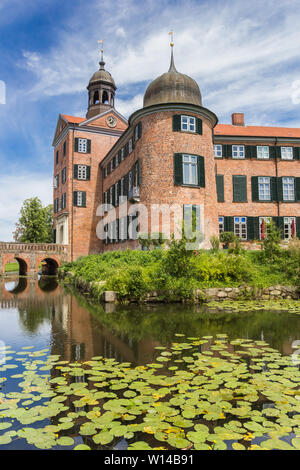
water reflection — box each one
[0,277,300,365]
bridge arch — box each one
[3,254,29,276]
[36,256,60,276]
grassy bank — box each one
[60,235,300,302]
[5,262,19,273]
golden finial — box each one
[98,40,105,68]
[169,30,174,48]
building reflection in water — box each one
[1,276,300,364]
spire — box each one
[98,39,105,70]
[168,31,177,73]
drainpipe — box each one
[274,137,280,217]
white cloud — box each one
[116,94,144,117]
[0,173,52,241]
[18,0,300,126]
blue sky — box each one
[1,0,300,241]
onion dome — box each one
[143,48,202,108]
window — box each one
[259,217,272,240]
[282,177,295,201]
[129,138,133,154]
[54,198,59,213]
[54,175,59,189]
[284,217,296,239]
[62,167,66,184]
[219,217,225,234]
[232,145,245,159]
[109,186,113,205]
[183,155,198,185]
[110,160,113,172]
[258,177,271,201]
[78,165,87,180]
[257,146,269,159]
[214,145,222,158]
[78,138,87,153]
[74,191,86,207]
[128,171,133,191]
[233,175,247,202]
[56,151,59,165]
[234,217,247,240]
[61,193,66,210]
[181,115,196,132]
[281,147,293,160]
[115,182,118,206]
[121,147,125,161]
[116,154,119,167]
[63,141,66,156]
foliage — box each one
[219,232,236,245]
[210,235,220,253]
[13,198,53,243]
[261,221,282,261]
[138,233,167,250]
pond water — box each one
[0,276,299,450]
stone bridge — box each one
[0,243,69,276]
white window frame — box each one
[214,145,223,158]
[284,217,296,239]
[77,165,87,180]
[257,146,269,159]
[129,138,133,154]
[281,147,293,160]
[232,145,245,159]
[135,125,139,141]
[234,217,247,240]
[282,177,295,201]
[121,148,125,161]
[78,138,87,153]
[181,115,196,133]
[258,177,271,201]
[128,171,133,191]
[77,191,83,207]
[182,154,198,186]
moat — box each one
[0,276,300,450]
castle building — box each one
[53,46,300,261]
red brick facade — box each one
[53,62,300,260]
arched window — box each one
[102,90,109,104]
[93,91,100,105]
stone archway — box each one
[3,255,29,276]
[38,257,60,276]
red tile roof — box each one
[61,114,85,124]
[214,124,300,138]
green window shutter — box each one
[224,216,234,233]
[63,141,66,155]
[293,147,300,160]
[295,178,300,201]
[124,174,129,196]
[112,185,115,207]
[271,177,278,202]
[82,192,86,208]
[233,176,247,202]
[125,143,129,157]
[174,153,183,185]
[251,177,259,202]
[275,147,281,159]
[198,156,205,188]
[245,146,253,159]
[247,217,259,241]
[276,177,283,202]
[73,191,78,206]
[296,218,300,238]
[86,166,91,180]
[173,115,181,132]
[73,165,78,179]
[74,138,78,152]
[216,175,224,202]
[250,146,257,159]
[276,217,284,238]
[87,140,91,154]
[196,118,203,135]
[269,147,276,159]
[223,144,232,159]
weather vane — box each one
[169,30,174,48]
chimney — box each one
[232,113,245,126]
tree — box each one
[13,197,53,243]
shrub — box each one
[210,235,220,252]
[262,221,282,261]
